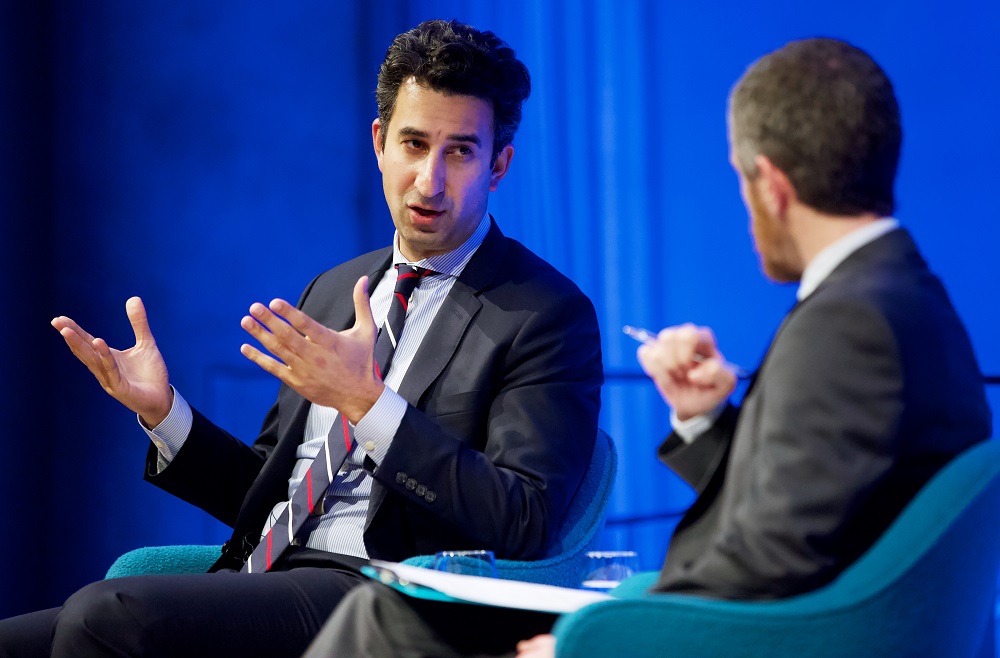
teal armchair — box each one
[402,429,617,587]
[552,439,1000,657]
[107,429,617,589]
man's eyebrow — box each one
[397,126,481,147]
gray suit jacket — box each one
[145,220,604,570]
[655,228,991,599]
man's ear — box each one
[754,154,795,220]
[489,144,515,192]
[372,119,385,172]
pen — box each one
[622,325,752,380]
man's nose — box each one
[414,154,446,198]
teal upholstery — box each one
[552,439,1000,658]
[403,429,618,588]
[105,429,617,588]
[106,543,220,579]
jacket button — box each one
[396,472,407,484]
[415,484,427,496]
[405,478,417,490]
[424,490,437,503]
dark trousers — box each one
[0,566,366,658]
[302,582,560,658]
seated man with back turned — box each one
[306,37,992,658]
[0,19,603,658]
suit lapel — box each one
[364,221,505,531]
[395,220,502,405]
[395,282,481,405]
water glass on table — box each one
[580,550,639,591]
[433,549,498,577]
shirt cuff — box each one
[670,400,728,444]
[139,386,193,462]
[353,386,407,466]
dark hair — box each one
[728,38,901,216]
[375,19,531,164]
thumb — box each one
[125,296,156,345]
[351,276,375,336]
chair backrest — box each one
[788,437,1000,656]
[554,438,1000,658]
[546,428,617,558]
[404,428,618,588]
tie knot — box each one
[394,264,432,296]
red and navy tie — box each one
[242,264,432,573]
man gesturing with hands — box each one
[53,275,389,438]
[2,19,602,658]
[285,37,991,658]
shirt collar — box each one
[391,213,491,277]
[797,217,900,301]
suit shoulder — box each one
[297,247,392,303]
[493,236,590,300]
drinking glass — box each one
[432,549,498,577]
[580,550,639,591]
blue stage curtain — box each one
[2,0,998,617]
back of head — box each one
[375,19,531,164]
[728,38,901,216]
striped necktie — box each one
[242,263,432,572]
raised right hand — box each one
[636,323,737,421]
[51,296,172,427]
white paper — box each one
[368,560,614,614]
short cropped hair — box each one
[375,19,531,165]
[728,38,901,216]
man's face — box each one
[373,79,512,261]
[731,151,802,283]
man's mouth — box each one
[409,206,444,219]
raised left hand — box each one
[239,276,384,422]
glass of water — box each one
[580,550,639,591]
[433,549,498,578]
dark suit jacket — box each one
[144,220,603,570]
[655,228,991,599]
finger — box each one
[692,326,720,359]
[669,323,702,366]
[246,302,307,354]
[267,299,319,339]
[638,332,681,381]
[56,325,100,366]
[688,356,725,384]
[90,337,122,389]
[351,276,376,336]
[56,328,116,388]
[635,343,659,376]
[92,337,116,369]
[240,343,293,383]
[51,315,97,344]
[241,309,298,364]
[688,351,738,392]
[125,297,156,345]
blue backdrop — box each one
[2,0,998,617]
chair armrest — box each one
[105,544,220,578]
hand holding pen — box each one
[623,326,751,379]
[625,323,748,421]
